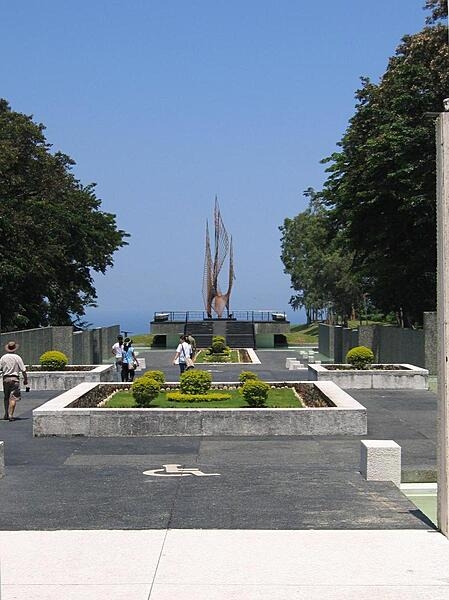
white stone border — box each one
[308,364,429,389]
[0,364,114,391]
[33,380,367,437]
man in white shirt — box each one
[172,335,192,374]
[0,341,28,421]
[111,335,124,376]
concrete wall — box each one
[0,327,73,364]
[0,325,120,365]
[319,315,436,373]
[358,326,425,368]
[424,312,437,376]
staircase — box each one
[184,321,214,349]
[225,321,255,349]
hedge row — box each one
[166,391,232,403]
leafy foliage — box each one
[39,350,68,370]
[132,377,160,407]
[0,100,129,330]
[179,369,212,395]
[280,189,362,322]
[346,346,375,369]
[143,370,165,384]
[280,3,449,326]
[241,380,270,407]
[238,371,259,383]
[166,391,231,402]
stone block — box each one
[285,358,298,368]
[360,440,401,486]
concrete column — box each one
[437,111,449,536]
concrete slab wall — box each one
[0,327,73,364]
[1,325,120,365]
[320,318,434,373]
[318,324,331,357]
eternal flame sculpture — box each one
[202,198,235,318]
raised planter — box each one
[308,364,428,389]
[0,364,114,391]
[32,380,367,437]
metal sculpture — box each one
[202,198,235,318]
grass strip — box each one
[104,388,303,409]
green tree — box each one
[280,189,362,323]
[0,100,129,330]
[320,6,448,325]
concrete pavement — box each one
[2,529,449,599]
[0,349,446,599]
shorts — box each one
[3,377,21,402]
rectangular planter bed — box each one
[0,364,114,392]
[308,364,428,389]
[32,380,367,437]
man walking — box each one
[0,341,28,421]
[111,335,124,380]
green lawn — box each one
[286,323,319,345]
[194,349,240,363]
[131,333,154,346]
[104,388,303,409]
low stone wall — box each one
[308,364,429,389]
[33,381,367,437]
[0,365,114,391]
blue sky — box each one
[1,1,428,332]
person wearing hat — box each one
[121,337,138,382]
[0,341,28,421]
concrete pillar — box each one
[437,111,449,536]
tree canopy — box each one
[281,2,448,325]
[0,100,129,330]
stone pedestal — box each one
[360,440,401,486]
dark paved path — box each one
[0,382,436,531]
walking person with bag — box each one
[121,338,138,382]
[172,335,193,374]
[0,341,29,422]
[111,335,124,379]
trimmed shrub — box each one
[210,339,227,354]
[180,369,212,395]
[241,380,270,407]
[212,335,226,344]
[346,346,375,369]
[39,350,68,370]
[143,370,165,384]
[132,377,161,407]
[239,370,259,383]
[166,391,231,403]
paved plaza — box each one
[0,349,448,599]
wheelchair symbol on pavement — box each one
[143,464,220,477]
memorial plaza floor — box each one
[0,349,448,599]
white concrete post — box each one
[437,111,449,537]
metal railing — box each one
[152,310,287,323]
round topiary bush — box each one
[241,380,270,407]
[180,369,212,395]
[346,346,375,369]
[210,339,227,354]
[239,371,259,383]
[39,350,69,371]
[132,377,161,407]
[143,370,165,384]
